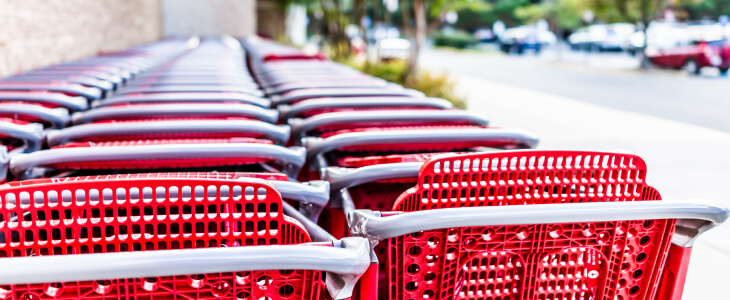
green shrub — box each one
[342,59,467,109]
[406,71,466,109]
[433,31,479,49]
[359,60,407,84]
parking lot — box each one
[424,46,730,132]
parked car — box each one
[568,25,607,51]
[368,25,411,61]
[600,23,636,51]
[568,23,635,52]
[642,22,730,75]
[647,39,730,75]
[567,27,590,50]
[627,21,684,55]
[473,28,497,43]
[498,25,556,54]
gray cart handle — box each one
[24,70,123,86]
[72,103,279,124]
[274,180,329,221]
[0,105,69,129]
[0,146,8,183]
[92,93,270,108]
[0,83,102,100]
[267,79,389,95]
[2,75,114,93]
[278,97,454,121]
[0,237,370,300]
[324,163,422,200]
[272,88,425,106]
[290,110,490,144]
[348,200,729,248]
[0,92,88,112]
[304,128,540,161]
[115,85,264,98]
[10,144,306,179]
[47,120,291,146]
[127,80,260,90]
[0,122,44,153]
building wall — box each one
[162,0,256,37]
[0,0,163,77]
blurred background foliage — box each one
[270,0,730,109]
[339,57,467,109]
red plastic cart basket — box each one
[339,150,728,300]
[0,174,370,299]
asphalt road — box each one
[420,47,730,133]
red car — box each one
[647,40,730,75]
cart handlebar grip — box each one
[72,103,279,124]
[278,97,453,121]
[0,105,69,129]
[289,110,490,143]
[10,144,307,179]
[348,200,729,247]
[303,128,540,161]
[92,92,271,108]
[0,121,44,153]
[0,237,371,300]
[0,92,88,111]
[46,120,291,146]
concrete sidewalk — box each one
[454,75,730,299]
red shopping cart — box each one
[0,174,370,299]
[302,126,538,240]
[336,150,728,300]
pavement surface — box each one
[420,48,730,299]
[422,47,730,133]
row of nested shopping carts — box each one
[0,35,725,300]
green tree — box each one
[514,0,584,30]
[683,0,730,20]
[401,0,482,82]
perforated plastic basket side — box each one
[385,151,675,300]
[0,175,323,300]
